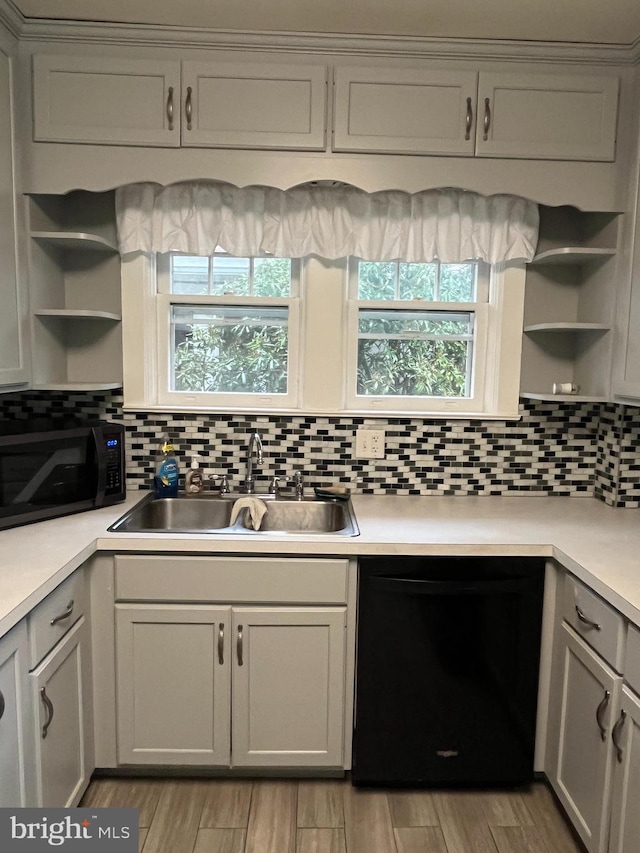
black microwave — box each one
[0,421,126,531]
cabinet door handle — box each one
[0,690,5,721]
[575,605,601,631]
[595,689,610,741]
[465,96,473,141]
[611,709,627,763]
[50,599,74,626]
[237,624,243,667]
[483,97,491,141]
[185,86,193,131]
[166,86,174,131]
[40,687,54,739]
[218,623,225,665]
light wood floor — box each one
[80,776,586,853]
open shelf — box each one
[531,247,616,266]
[524,322,610,334]
[31,231,118,253]
[520,392,609,403]
[34,309,121,321]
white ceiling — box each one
[9,0,640,47]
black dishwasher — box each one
[352,556,544,786]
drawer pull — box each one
[612,709,627,763]
[237,625,244,667]
[50,599,74,627]
[595,689,610,741]
[483,97,491,141]
[0,690,4,720]
[166,86,174,131]
[185,86,193,131]
[465,96,473,141]
[575,605,601,631]
[218,623,225,666]
[40,687,54,739]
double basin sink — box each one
[109,493,359,537]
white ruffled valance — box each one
[116,181,539,264]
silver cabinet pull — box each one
[0,690,5,721]
[185,86,193,131]
[483,97,491,141]
[595,689,610,741]
[50,600,74,627]
[237,624,243,667]
[575,605,601,631]
[40,687,54,739]
[612,709,627,763]
[465,96,473,141]
[166,86,174,131]
[218,623,225,666]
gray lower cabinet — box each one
[0,621,32,807]
[115,603,346,768]
[30,617,93,807]
[609,685,640,853]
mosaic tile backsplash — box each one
[1,391,639,505]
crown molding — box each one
[0,0,23,37]
[9,15,640,66]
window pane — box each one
[171,256,210,295]
[398,263,437,300]
[440,263,476,301]
[211,256,250,295]
[171,305,288,394]
[253,258,292,297]
[357,309,472,398]
[357,262,397,300]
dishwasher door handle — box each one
[370,575,538,596]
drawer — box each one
[624,623,640,695]
[28,570,88,670]
[563,575,625,672]
[115,555,349,604]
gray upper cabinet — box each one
[32,54,328,151]
[332,66,477,156]
[476,72,619,161]
[333,65,619,162]
[0,47,29,388]
[33,55,181,147]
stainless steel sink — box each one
[108,493,359,536]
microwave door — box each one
[12,447,92,506]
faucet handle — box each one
[269,476,290,496]
[208,474,231,494]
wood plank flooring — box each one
[80,777,585,853]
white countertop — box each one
[2,493,640,636]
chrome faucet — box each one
[293,470,304,500]
[243,432,264,493]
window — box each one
[346,260,492,412]
[121,251,524,418]
[155,252,300,408]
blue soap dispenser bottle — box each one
[154,433,180,497]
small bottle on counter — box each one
[185,456,204,495]
[154,434,180,498]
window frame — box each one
[155,252,302,409]
[120,253,525,419]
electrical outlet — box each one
[355,428,386,459]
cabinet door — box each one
[609,686,640,853]
[0,622,32,807]
[552,623,621,853]
[115,604,231,766]
[231,607,346,767]
[31,617,92,807]
[33,55,181,147]
[333,66,477,155]
[181,60,327,150]
[0,48,28,387]
[476,72,619,161]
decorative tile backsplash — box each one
[1,391,639,505]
